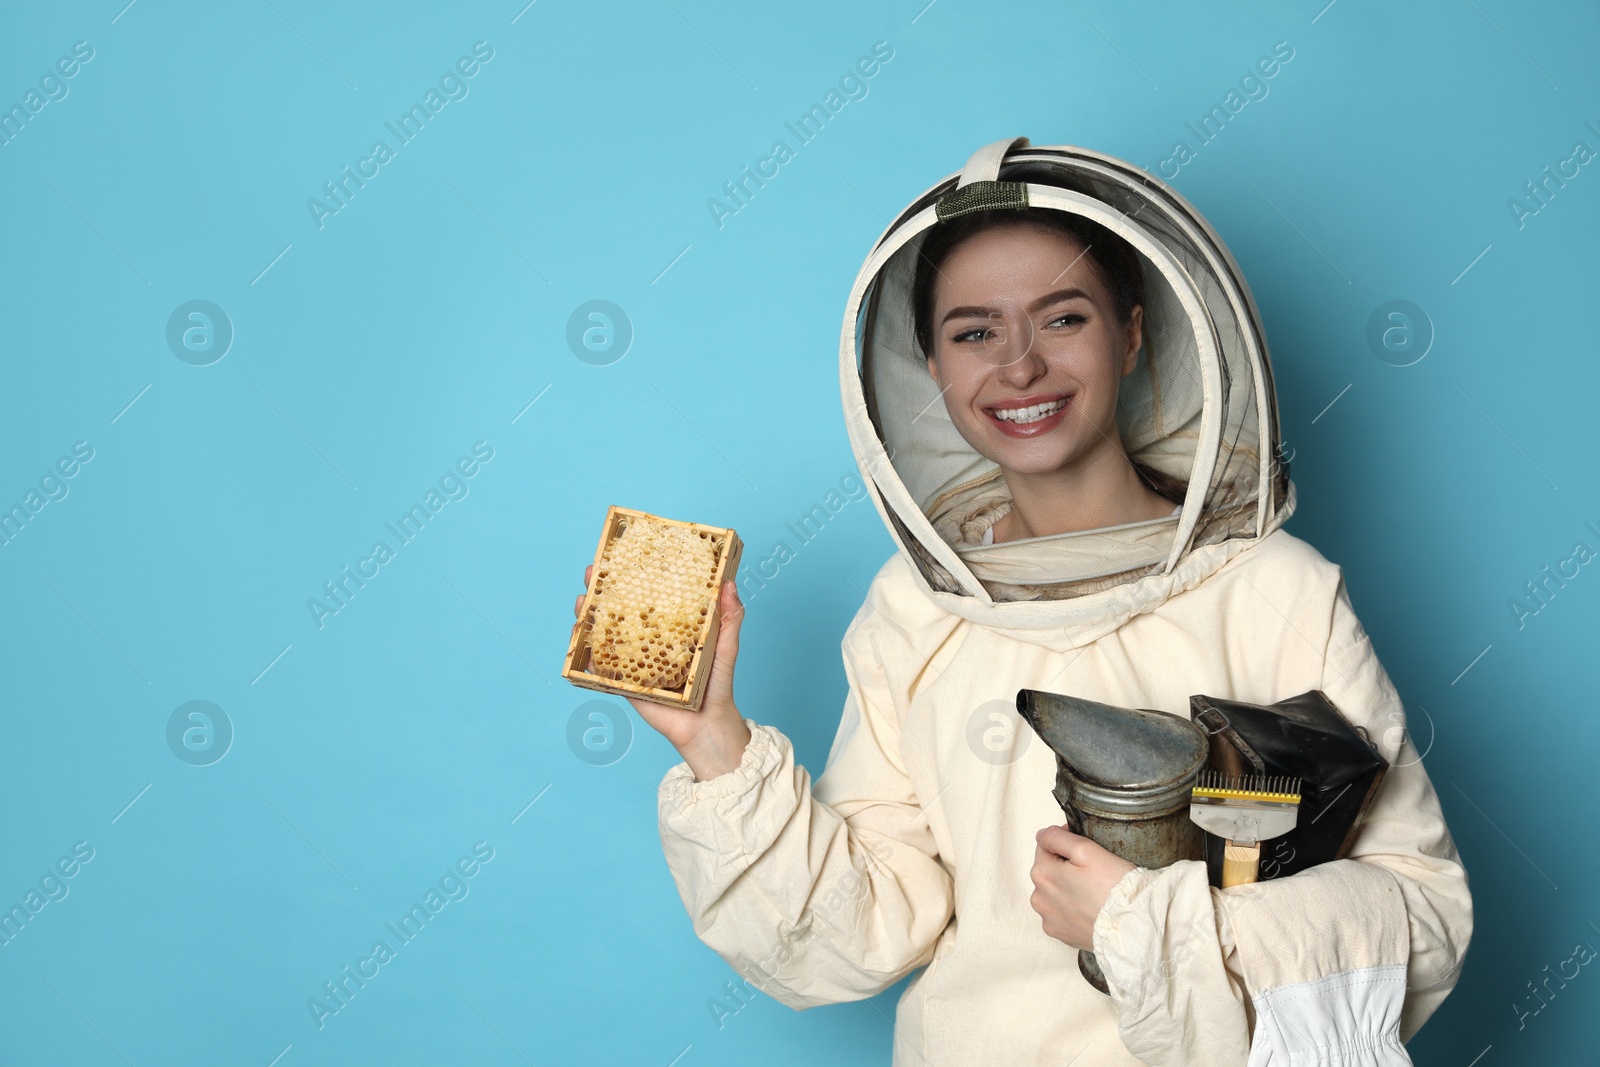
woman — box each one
[575,138,1471,1065]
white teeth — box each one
[992,398,1066,423]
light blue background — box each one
[2,1,1597,1063]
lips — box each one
[983,392,1074,438]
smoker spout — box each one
[1016,688,1209,790]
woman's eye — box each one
[951,327,991,343]
[1047,312,1087,329]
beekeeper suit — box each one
[655,137,1472,1066]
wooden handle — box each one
[1221,840,1260,888]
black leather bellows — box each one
[1189,690,1390,885]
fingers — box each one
[575,566,595,620]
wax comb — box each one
[562,506,742,711]
[1189,772,1301,888]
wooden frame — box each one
[562,505,743,712]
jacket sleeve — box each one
[656,597,955,1009]
[1090,573,1474,1067]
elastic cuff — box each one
[1091,861,1210,1006]
[659,718,784,803]
[1092,864,1154,951]
[1092,865,1156,1006]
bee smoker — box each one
[1016,688,1210,994]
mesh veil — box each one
[840,140,1291,605]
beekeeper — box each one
[580,137,1472,1065]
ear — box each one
[1120,305,1144,376]
[926,354,941,386]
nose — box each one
[994,316,1046,385]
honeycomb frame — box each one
[562,506,743,712]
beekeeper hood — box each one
[840,136,1295,641]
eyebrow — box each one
[941,287,1092,325]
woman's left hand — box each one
[1029,824,1138,951]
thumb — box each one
[704,581,742,694]
[716,579,743,659]
[1036,824,1087,862]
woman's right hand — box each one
[574,565,752,781]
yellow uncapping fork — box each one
[1189,772,1302,887]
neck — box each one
[994,440,1173,541]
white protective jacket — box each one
[656,138,1472,1065]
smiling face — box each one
[924,220,1145,480]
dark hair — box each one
[910,207,1146,357]
[908,206,1188,507]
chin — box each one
[995,455,1075,478]
[977,439,1076,476]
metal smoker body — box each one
[1016,689,1210,994]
